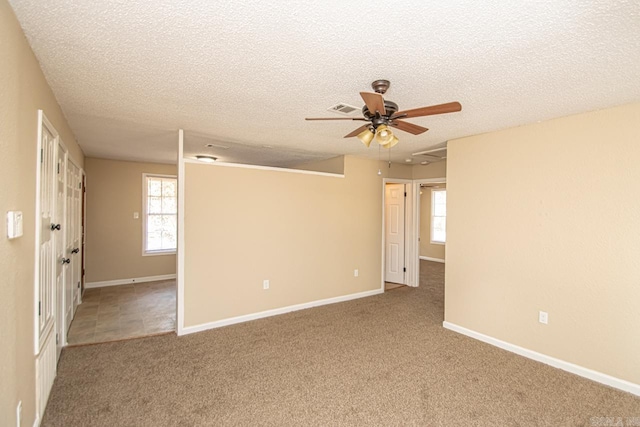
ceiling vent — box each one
[205,143,230,150]
[327,103,360,116]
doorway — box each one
[385,183,406,284]
[381,179,417,291]
[414,177,447,282]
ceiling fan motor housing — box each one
[362,100,399,128]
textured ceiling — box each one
[9,0,640,166]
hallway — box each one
[67,280,176,345]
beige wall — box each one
[291,155,345,174]
[184,156,383,327]
[412,160,446,179]
[383,161,413,179]
[0,2,84,425]
[420,184,446,260]
[293,156,414,179]
[445,103,640,385]
[85,158,177,283]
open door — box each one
[54,141,68,359]
[385,183,406,284]
[64,160,82,333]
[81,172,86,296]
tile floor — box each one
[67,280,176,345]
[385,282,406,291]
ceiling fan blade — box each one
[344,124,371,138]
[391,102,461,119]
[360,92,386,116]
[305,117,367,121]
[390,120,429,135]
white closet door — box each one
[385,184,406,284]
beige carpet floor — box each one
[43,261,640,426]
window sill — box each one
[429,241,446,246]
[143,250,177,257]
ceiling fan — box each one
[306,80,461,148]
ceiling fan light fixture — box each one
[382,135,399,149]
[375,125,394,145]
[357,128,375,148]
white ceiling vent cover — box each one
[327,103,360,116]
[205,143,230,150]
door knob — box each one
[62,258,71,264]
[71,248,80,254]
[51,224,61,231]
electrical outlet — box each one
[354,269,359,277]
[16,401,22,427]
[263,279,269,290]
[539,311,548,325]
[133,212,139,219]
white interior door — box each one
[35,112,62,421]
[71,164,82,313]
[64,160,77,333]
[385,183,406,284]
[54,142,67,359]
[37,121,57,342]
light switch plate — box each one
[7,211,23,239]
[539,311,548,325]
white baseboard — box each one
[443,321,640,397]
[180,288,383,336]
[85,274,176,289]
[419,256,445,263]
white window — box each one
[431,189,446,244]
[143,174,177,255]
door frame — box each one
[381,178,417,290]
[80,169,86,300]
[412,177,447,285]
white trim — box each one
[142,250,177,257]
[80,169,86,303]
[181,289,383,336]
[410,182,421,287]
[404,182,416,287]
[380,180,386,292]
[419,256,445,263]
[177,130,185,335]
[33,415,40,427]
[443,321,640,397]
[33,111,44,355]
[183,158,345,178]
[85,274,176,289]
